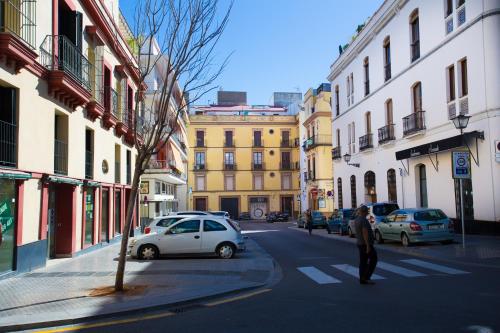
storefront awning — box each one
[395,131,483,161]
[47,176,83,186]
[0,170,32,180]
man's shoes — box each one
[360,280,376,285]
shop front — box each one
[0,179,16,275]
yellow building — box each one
[302,84,334,214]
[188,109,300,219]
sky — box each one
[120,0,383,105]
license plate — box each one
[428,224,443,230]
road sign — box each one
[452,151,471,179]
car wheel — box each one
[139,244,158,260]
[217,243,235,259]
[375,230,384,244]
[348,227,354,238]
[401,233,411,247]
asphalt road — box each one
[64,221,500,333]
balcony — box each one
[0,0,37,72]
[0,119,16,167]
[85,150,93,179]
[224,140,235,148]
[40,35,92,110]
[384,63,391,81]
[306,171,315,181]
[280,162,293,170]
[304,135,332,151]
[252,139,263,147]
[359,133,373,151]
[280,140,292,148]
[223,163,236,171]
[54,139,68,175]
[115,162,120,183]
[194,164,206,171]
[332,146,341,160]
[195,140,205,148]
[378,124,395,144]
[403,111,426,136]
[102,86,118,129]
[252,163,264,171]
[116,109,130,137]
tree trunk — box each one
[115,160,142,291]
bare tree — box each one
[115,0,232,291]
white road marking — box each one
[241,230,279,234]
[297,267,342,284]
[331,264,386,280]
[401,259,470,275]
[377,261,427,277]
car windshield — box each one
[414,210,447,221]
[373,204,400,216]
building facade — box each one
[301,84,334,215]
[0,0,141,277]
[188,107,300,219]
[328,0,500,229]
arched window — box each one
[385,99,393,125]
[383,36,391,81]
[387,169,397,203]
[410,9,420,62]
[337,178,343,209]
[363,57,370,96]
[412,82,422,113]
[364,171,377,203]
[417,164,428,207]
[350,175,357,208]
[335,85,340,116]
[365,111,371,134]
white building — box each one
[328,0,500,230]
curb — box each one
[0,284,266,332]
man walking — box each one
[354,205,378,285]
[306,209,313,236]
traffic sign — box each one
[452,151,471,179]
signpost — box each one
[452,151,471,249]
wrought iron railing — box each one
[332,146,341,160]
[194,164,206,171]
[0,119,16,167]
[378,124,395,144]
[223,163,236,171]
[252,163,264,171]
[85,150,93,179]
[196,139,205,147]
[359,133,373,151]
[39,35,92,91]
[403,110,426,136]
[224,139,234,147]
[119,108,130,126]
[102,86,118,116]
[252,139,263,147]
[0,0,37,49]
[304,135,332,150]
[280,140,292,148]
[54,139,68,175]
[280,162,292,170]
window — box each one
[126,150,131,185]
[253,130,262,147]
[364,171,377,203]
[157,217,183,228]
[412,82,422,112]
[385,99,393,124]
[418,164,428,208]
[225,174,235,191]
[445,0,453,17]
[336,129,341,147]
[410,10,420,62]
[348,122,356,154]
[346,76,351,106]
[365,112,371,134]
[196,130,204,147]
[85,129,94,179]
[224,130,233,147]
[312,156,316,180]
[203,220,227,232]
[195,151,205,167]
[282,173,292,190]
[114,145,121,183]
[161,182,166,194]
[170,220,201,234]
[195,175,205,191]
[155,182,161,194]
[253,173,263,190]
[387,169,397,203]
[458,58,468,97]
[253,151,263,169]
[281,130,290,147]
[457,0,466,26]
[363,57,369,96]
[447,65,456,102]
[384,37,391,81]
[350,175,357,208]
[350,73,354,104]
[335,85,340,116]
[337,178,343,209]
[281,151,291,169]
[224,152,234,168]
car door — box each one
[391,211,409,238]
[160,220,202,254]
[201,219,229,252]
[380,211,398,240]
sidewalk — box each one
[290,225,500,268]
[0,238,276,330]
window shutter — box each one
[196,176,205,191]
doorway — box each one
[220,197,239,219]
[194,197,207,211]
[114,189,121,235]
[0,179,16,274]
[364,171,377,203]
[454,178,474,220]
[280,196,294,216]
[47,184,74,258]
[417,164,428,207]
[101,188,109,242]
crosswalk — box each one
[297,259,469,285]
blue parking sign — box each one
[452,151,471,179]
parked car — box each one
[144,215,195,234]
[169,211,212,216]
[210,211,230,219]
[297,213,306,228]
[266,211,289,223]
[327,209,355,235]
[306,211,327,228]
[128,216,245,259]
[348,202,400,237]
[238,212,251,220]
[374,208,454,247]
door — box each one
[379,211,398,240]
[114,190,121,235]
[250,197,267,220]
[194,197,207,211]
[47,186,56,258]
[391,212,409,240]
[53,184,74,256]
[220,197,239,220]
[454,178,474,221]
[101,189,109,242]
[280,196,293,216]
[160,220,202,254]
[418,165,428,208]
[201,219,228,252]
[0,179,16,273]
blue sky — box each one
[121,0,383,105]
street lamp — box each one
[451,114,470,135]
[343,153,360,168]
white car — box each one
[210,211,230,219]
[169,210,241,229]
[144,215,196,234]
[129,216,245,259]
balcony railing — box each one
[194,164,206,171]
[54,139,68,175]
[411,41,420,62]
[195,140,205,148]
[304,135,332,150]
[252,163,264,171]
[0,120,16,167]
[253,139,263,147]
[384,63,391,81]
[39,35,92,91]
[223,163,236,171]
[85,150,93,179]
[0,0,37,49]
[224,140,234,147]
[280,140,292,148]
[280,162,292,170]
[403,110,426,136]
[378,124,395,144]
[118,109,130,127]
[102,86,118,116]
[115,162,120,183]
[332,146,341,160]
[359,133,373,151]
